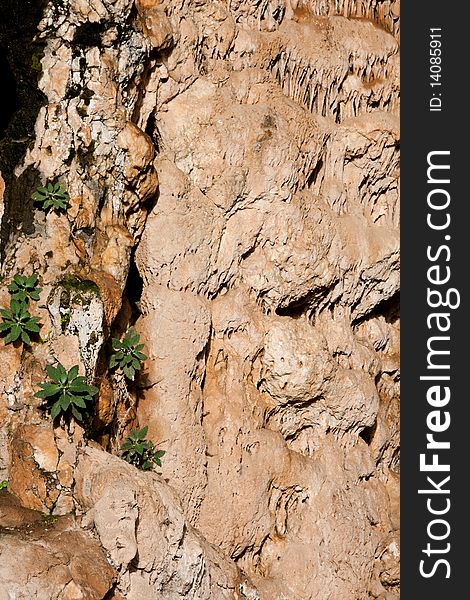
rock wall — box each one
[0,1,399,598]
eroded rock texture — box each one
[0,1,399,598]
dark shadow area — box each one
[74,21,108,48]
[306,156,323,188]
[275,289,327,319]
[352,291,400,328]
[359,420,377,445]
[0,45,17,138]
[125,249,144,309]
[89,248,145,443]
[0,0,48,261]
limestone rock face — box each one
[0,0,399,598]
[0,491,116,599]
[74,446,257,599]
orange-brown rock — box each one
[0,0,400,597]
[8,425,59,512]
[0,492,116,598]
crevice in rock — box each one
[131,48,169,130]
[359,420,377,445]
[102,584,120,600]
[74,21,109,48]
[305,156,324,189]
[0,45,17,139]
[275,297,312,319]
[0,165,42,265]
[275,288,328,319]
[144,113,160,152]
[389,446,400,473]
[352,290,400,328]
[91,248,145,449]
[125,249,144,313]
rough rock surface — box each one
[0,1,399,598]
[0,490,116,599]
[75,445,258,599]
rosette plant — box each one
[109,327,147,381]
[35,363,98,422]
[32,182,70,212]
[0,298,41,345]
[8,273,41,303]
[121,426,165,471]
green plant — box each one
[8,273,42,303]
[35,363,98,421]
[32,182,70,212]
[60,309,71,331]
[0,299,41,344]
[41,512,58,525]
[31,46,45,73]
[110,328,147,381]
[121,426,165,471]
[0,480,8,490]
